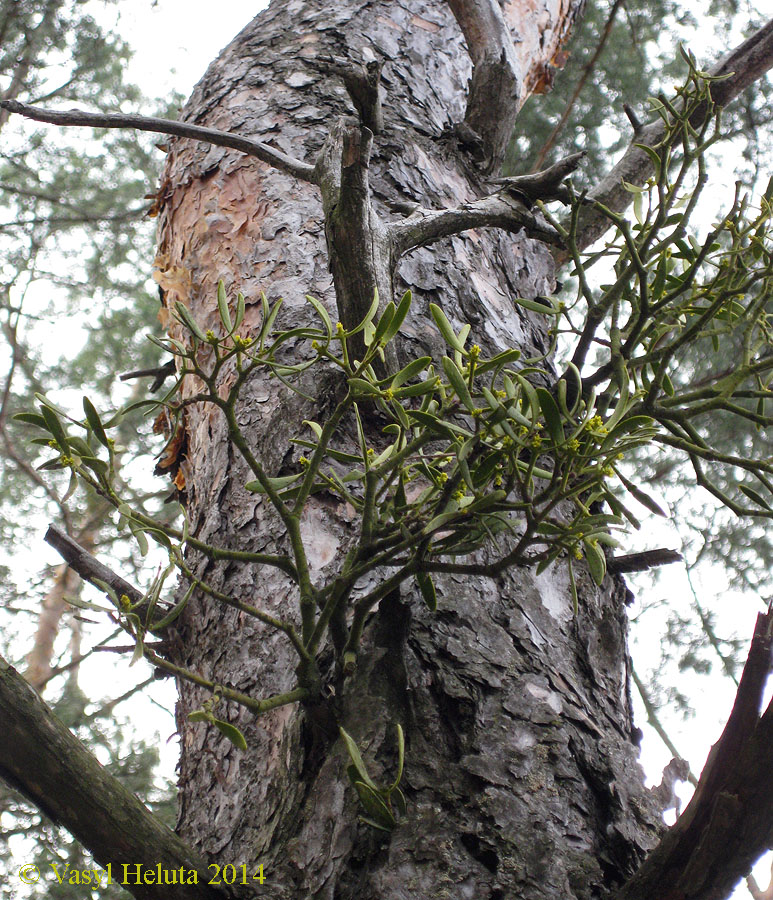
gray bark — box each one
[154,2,663,898]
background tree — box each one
[0,0,177,893]
[3,2,773,900]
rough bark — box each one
[153,3,663,899]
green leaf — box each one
[339,727,378,791]
[513,296,560,315]
[475,348,522,375]
[217,280,233,331]
[348,377,382,397]
[83,396,110,447]
[346,288,380,337]
[603,491,641,530]
[259,296,284,345]
[382,289,412,344]
[393,380,437,399]
[132,526,149,558]
[634,143,662,181]
[213,719,248,751]
[234,291,246,330]
[187,710,213,724]
[390,724,405,792]
[13,412,49,428]
[130,632,145,667]
[442,356,474,411]
[245,473,302,493]
[390,356,432,389]
[354,781,395,830]
[408,410,468,440]
[152,583,194,631]
[739,484,773,511]
[416,571,437,611]
[303,420,323,439]
[536,387,563,446]
[305,294,333,339]
[391,786,407,817]
[39,403,70,454]
[174,301,207,341]
[62,469,79,502]
[513,373,539,424]
[429,303,466,353]
[583,539,607,585]
[358,815,394,833]
[633,190,645,226]
[615,468,667,516]
[372,301,396,347]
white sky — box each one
[112,0,265,98]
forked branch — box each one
[616,609,773,900]
[446,0,522,171]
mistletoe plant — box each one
[14,59,773,751]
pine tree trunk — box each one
[155,2,663,897]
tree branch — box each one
[487,151,586,204]
[0,99,317,184]
[566,17,773,260]
[45,522,146,607]
[309,55,383,134]
[616,608,773,900]
[606,548,682,574]
[446,0,522,172]
[389,190,562,259]
[0,656,240,900]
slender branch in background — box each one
[530,0,624,172]
[619,610,773,900]
[631,663,698,786]
[37,625,124,690]
[83,675,157,722]
[682,551,740,686]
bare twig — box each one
[389,190,562,259]
[44,523,147,608]
[0,99,317,184]
[488,150,585,204]
[0,656,239,900]
[631,664,698,787]
[607,548,682,574]
[310,55,383,133]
